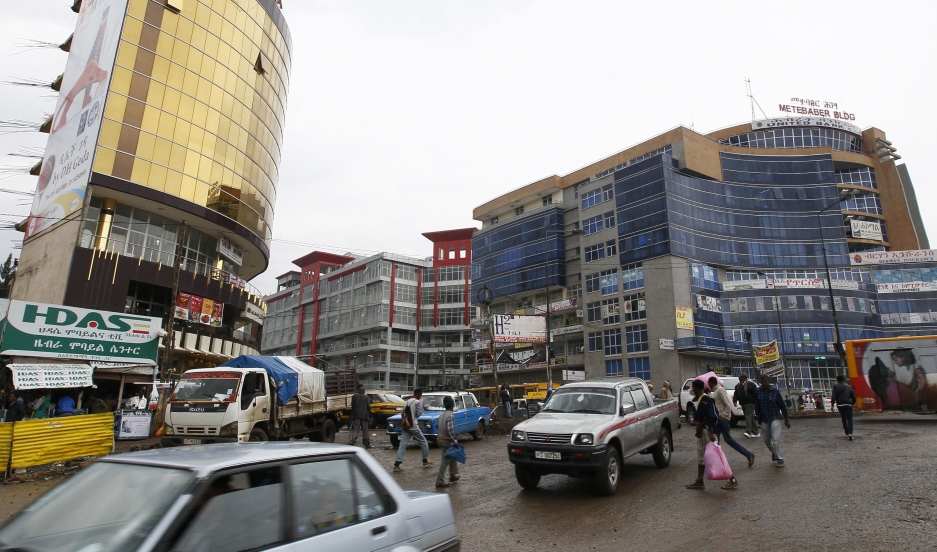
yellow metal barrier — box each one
[10,413,114,469]
[0,423,12,473]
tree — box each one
[0,254,18,298]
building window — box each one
[448,248,455,260]
[602,184,613,202]
[438,308,464,326]
[602,298,620,325]
[588,331,602,352]
[515,206,524,216]
[600,270,618,295]
[542,195,552,206]
[622,293,646,321]
[626,324,649,353]
[437,285,465,304]
[460,246,467,259]
[622,264,645,290]
[581,189,602,209]
[604,211,615,230]
[606,359,623,377]
[585,272,600,294]
[438,248,444,260]
[603,328,622,356]
[584,244,605,262]
[605,240,617,257]
[438,266,465,282]
[583,215,603,235]
[587,301,601,323]
[568,282,582,298]
[691,263,720,290]
[628,357,650,380]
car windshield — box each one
[0,462,193,552]
[374,394,404,403]
[542,387,617,414]
[172,372,241,402]
[421,395,450,410]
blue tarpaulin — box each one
[220,355,323,405]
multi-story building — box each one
[472,118,932,396]
[12,0,291,373]
[262,229,478,393]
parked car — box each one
[0,442,459,552]
[679,376,745,426]
[339,392,406,428]
[386,392,491,448]
[507,378,679,496]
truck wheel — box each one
[473,421,485,441]
[685,404,696,423]
[249,427,268,442]
[652,428,672,468]
[390,434,400,448]
[319,419,336,443]
[515,465,541,490]
[594,447,621,496]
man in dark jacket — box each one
[5,392,25,422]
[499,384,512,418]
[348,385,371,448]
[733,374,760,438]
[755,375,790,467]
[831,375,857,440]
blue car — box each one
[386,391,492,448]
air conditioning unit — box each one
[576,309,583,318]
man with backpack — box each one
[393,388,433,472]
[733,373,760,438]
[686,379,739,491]
[831,375,857,440]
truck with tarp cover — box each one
[160,355,357,446]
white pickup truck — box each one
[507,378,679,496]
[161,356,356,446]
[679,376,745,426]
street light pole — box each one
[759,271,791,402]
[817,189,856,372]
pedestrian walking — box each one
[686,380,738,490]
[831,375,857,440]
[658,380,672,400]
[5,392,25,422]
[755,375,790,467]
[393,388,433,472]
[435,395,461,488]
[348,385,371,448]
[733,373,759,438]
[499,384,512,418]
[709,377,754,482]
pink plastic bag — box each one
[704,441,733,480]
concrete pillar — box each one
[93,197,118,251]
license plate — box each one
[183,439,202,445]
[535,451,561,460]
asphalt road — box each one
[378,415,937,552]
[2,416,935,551]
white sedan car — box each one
[0,442,460,552]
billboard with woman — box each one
[846,337,937,411]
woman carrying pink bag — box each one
[685,379,740,491]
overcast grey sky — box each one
[1,1,935,294]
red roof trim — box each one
[292,251,356,269]
[421,228,477,242]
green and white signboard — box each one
[0,300,162,365]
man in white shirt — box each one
[709,376,755,482]
[392,389,432,472]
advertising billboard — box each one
[847,337,937,411]
[851,250,937,266]
[850,220,883,241]
[0,300,162,364]
[492,314,546,343]
[675,307,694,330]
[25,0,127,240]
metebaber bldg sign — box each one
[0,300,162,364]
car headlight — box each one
[388,422,396,428]
[423,421,433,430]
[575,433,594,445]
[511,430,525,442]
[218,421,238,437]
[163,424,174,435]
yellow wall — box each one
[93,0,290,246]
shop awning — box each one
[92,363,158,376]
[8,364,94,390]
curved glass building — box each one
[472,119,933,396]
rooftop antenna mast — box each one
[745,77,770,121]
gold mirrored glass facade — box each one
[93,0,290,248]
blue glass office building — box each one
[472,121,932,395]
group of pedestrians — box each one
[389,388,461,488]
[686,373,858,491]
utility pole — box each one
[154,221,186,432]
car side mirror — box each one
[620,404,635,416]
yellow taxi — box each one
[338,391,406,428]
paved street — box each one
[2,416,935,551]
